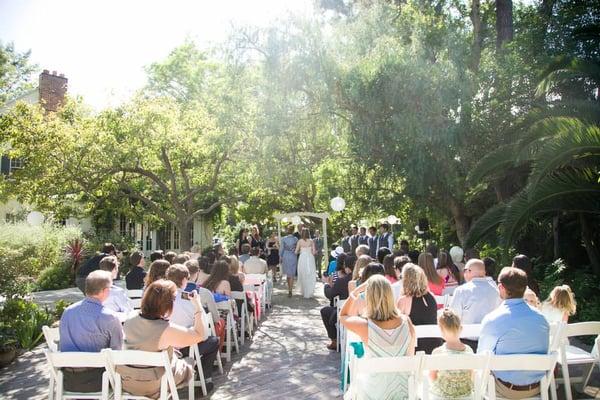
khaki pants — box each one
[495,378,540,399]
[117,356,194,399]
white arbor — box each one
[273,212,330,256]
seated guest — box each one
[238,243,252,264]
[341,275,416,399]
[355,244,370,258]
[399,239,409,255]
[419,252,445,296]
[196,256,211,286]
[478,267,549,399]
[226,255,253,315]
[243,247,268,274]
[328,252,347,283]
[203,260,232,297]
[348,255,377,292]
[483,256,497,280]
[382,254,398,284]
[144,259,171,287]
[408,249,420,264]
[541,284,576,323]
[173,253,190,264]
[348,262,385,314]
[512,254,540,296]
[437,251,463,287]
[164,251,177,264]
[166,264,219,390]
[449,258,501,351]
[320,261,352,350]
[392,255,411,298]
[125,251,146,290]
[429,309,474,399]
[524,288,541,309]
[118,279,205,398]
[75,243,116,293]
[397,263,441,354]
[376,246,391,264]
[150,250,164,262]
[183,259,201,292]
[98,256,133,322]
[59,270,123,392]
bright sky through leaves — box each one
[0,0,313,109]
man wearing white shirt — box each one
[243,247,268,274]
[449,258,501,350]
[98,256,134,323]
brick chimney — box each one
[38,70,67,112]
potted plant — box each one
[0,327,18,367]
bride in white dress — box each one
[295,228,317,299]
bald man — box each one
[449,258,501,325]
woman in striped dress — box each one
[341,275,416,400]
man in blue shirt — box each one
[478,267,549,399]
[59,270,123,392]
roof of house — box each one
[0,88,39,115]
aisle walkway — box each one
[0,281,342,399]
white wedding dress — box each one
[298,246,316,299]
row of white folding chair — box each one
[44,348,193,400]
[555,321,600,400]
[345,352,559,400]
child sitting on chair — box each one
[429,308,474,399]
[523,287,541,309]
[541,284,576,323]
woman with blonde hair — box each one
[341,275,416,399]
[348,254,373,292]
[397,263,441,354]
[419,252,445,295]
[541,284,577,323]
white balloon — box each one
[27,211,45,226]
[330,196,346,212]
[387,215,398,225]
[414,225,420,232]
[291,215,302,225]
[282,217,289,223]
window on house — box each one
[189,222,194,246]
[5,213,21,223]
[173,226,180,250]
[119,215,127,237]
[146,227,153,251]
[128,220,136,239]
[138,223,144,250]
[165,223,172,250]
[9,158,23,173]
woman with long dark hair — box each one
[203,260,232,296]
[235,228,250,255]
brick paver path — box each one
[0,281,343,399]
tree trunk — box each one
[552,214,559,260]
[449,199,471,246]
[470,0,483,72]
[178,220,192,252]
[496,0,514,49]
[580,213,600,275]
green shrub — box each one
[36,263,72,291]
[53,299,72,320]
[0,298,53,350]
[0,223,83,297]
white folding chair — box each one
[484,352,559,400]
[335,298,346,353]
[556,321,600,400]
[414,324,482,340]
[230,291,253,345]
[44,349,111,400]
[345,354,423,400]
[43,325,61,400]
[434,295,449,308]
[205,313,223,374]
[216,300,239,362]
[189,345,207,397]
[127,289,143,310]
[420,353,491,400]
[104,349,194,400]
[243,283,261,326]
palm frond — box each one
[501,171,600,248]
[529,123,600,189]
[536,58,600,97]
[468,144,519,184]
[464,202,506,248]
